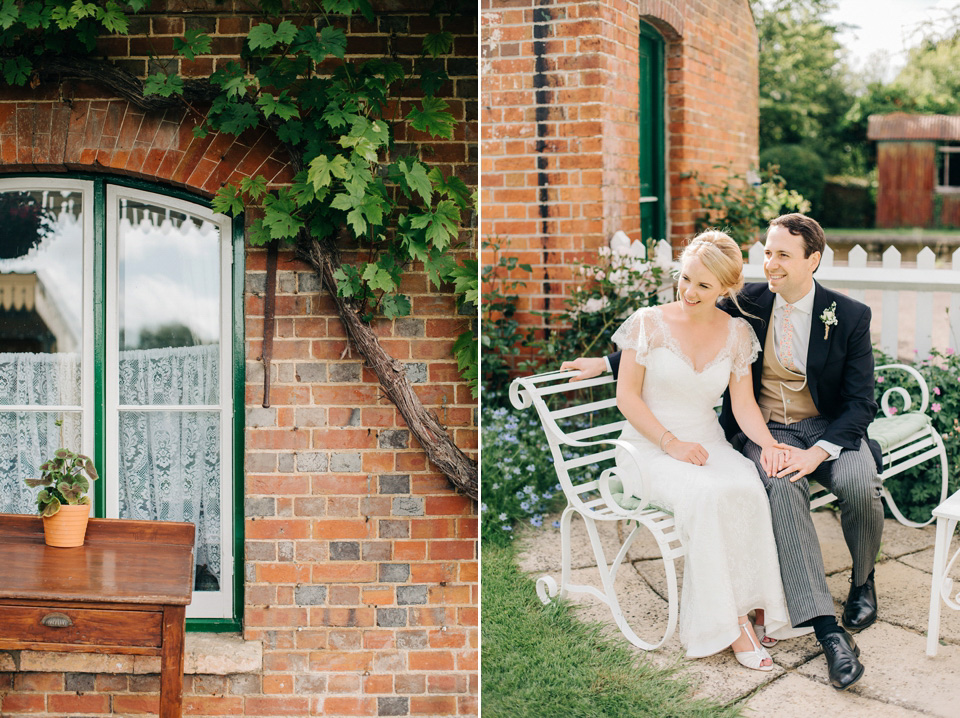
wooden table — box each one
[0,514,195,717]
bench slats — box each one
[550,397,618,420]
[884,433,935,464]
[534,376,617,395]
[563,450,617,469]
[566,422,627,441]
[881,446,945,479]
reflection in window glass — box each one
[0,190,82,397]
[117,199,220,353]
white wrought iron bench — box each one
[509,363,949,650]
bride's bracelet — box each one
[658,430,675,451]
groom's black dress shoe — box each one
[842,574,877,631]
[820,630,863,690]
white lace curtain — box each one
[0,346,221,584]
[0,352,81,515]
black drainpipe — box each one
[533,2,551,314]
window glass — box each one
[117,199,220,404]
[0,189,85,514]
[937,144,960,189]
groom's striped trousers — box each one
[740,415,884,627]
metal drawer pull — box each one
[41,613,73,628]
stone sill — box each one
[0,634,262,676]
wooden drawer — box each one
[0,605,162,648]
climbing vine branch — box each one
[0,0,478,498]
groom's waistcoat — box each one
[758,306,819,425]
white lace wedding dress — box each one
[612,306,792,658]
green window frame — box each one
[0,174,244,631]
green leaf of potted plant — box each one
[24,448,99,547]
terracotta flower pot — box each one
[42,503,91,547]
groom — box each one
[563,214,883,690]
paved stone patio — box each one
[515,510,960,716]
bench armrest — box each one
[875,363,930,416]
[559,434,650,518]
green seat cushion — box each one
[605,475,666,512]
[604,475,642,511]
[868,412,932,452]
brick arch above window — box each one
[0,99,294,196]
[638,0,684,39]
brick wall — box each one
[481,0,758,327]
[0,2,478,717]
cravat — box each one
[780,303,798,372]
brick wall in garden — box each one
[481,0,759,326]
[0,2,478,717]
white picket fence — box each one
[641,239,960,358]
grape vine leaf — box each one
[173,28,211,61]
[406,97,455,139]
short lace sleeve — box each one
[611,307,661,366]
[730,318,760,380]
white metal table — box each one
[927,490,960,656]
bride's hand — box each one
[760,443,792,478]
[665,439,709,466]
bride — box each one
[611,230,792,669]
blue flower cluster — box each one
[481,395,611,546]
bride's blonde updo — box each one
[677,230,749,315]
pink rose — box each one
[889,407,898,415]
[934,386,941,396]
[876,376,884,383]
[933,403,942,413]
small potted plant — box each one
[24,448,99,547]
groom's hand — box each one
[776,446,829,482]
[559,357,607,382]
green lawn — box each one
[481,543,744,718]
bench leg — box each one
[584,517,678,651]
[538,509,681,651]
[537,506,575,604]
[927,516,955,657]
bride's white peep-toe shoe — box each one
[754,623,778,648]
[733,621,774,671]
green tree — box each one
[844,18,960,170]
[752,0,860,174]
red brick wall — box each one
[0,3,477,717]
[481,0,758,325]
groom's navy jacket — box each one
[608,281,883,471]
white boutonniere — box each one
[820,302,838,339]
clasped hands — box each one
[664,439,795,477]
[558,358,829,479]
[759,442,795,478]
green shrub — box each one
[759,144,826,216]
[873,347,960,523]
[690,165,811,245]
[481,240,534,398]
[533,239,666,371]
[819,176,875,228]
